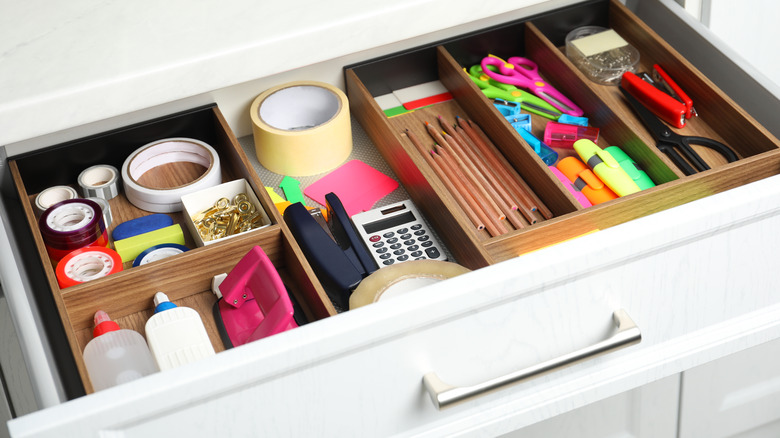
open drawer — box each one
[6,104,335,394]
[345,0,780,267]
[5,0,780,436]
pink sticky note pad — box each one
[304,160,399,216]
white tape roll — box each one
[34,185,78,214]
[250,81,352,176]
[349,260,470,309]
[121,138,222,213]
[78,164,121,200]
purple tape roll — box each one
[39,199,107,251]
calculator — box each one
[350,200,447,267]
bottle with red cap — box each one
[82,310,158,391]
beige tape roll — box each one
[250,81,352,176]
[349,260,470,310]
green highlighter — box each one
[604,146,656,190]
[574,139,641,197]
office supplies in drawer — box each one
[351,200,446,266]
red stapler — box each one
[620,65,696,129]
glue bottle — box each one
[82,310,158,391]
[145,292,215,371]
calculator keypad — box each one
[369,224,445,266]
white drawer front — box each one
[10,174,780,438]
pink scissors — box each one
[481,55,584,117]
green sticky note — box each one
[384,106,409,117]
[280,176,305,205]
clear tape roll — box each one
[250,81,352,176]
[349,260,470,309]
[121,137,222,213]
[35,185,78,215]
[78,164,121,200]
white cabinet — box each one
[679,338,780,438]
[503,375,680,438]
[3,0,780,436]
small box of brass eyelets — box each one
[565,26,640,85]
[181,179,272,247]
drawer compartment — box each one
[8,104,334,394]
[345,0,780,268]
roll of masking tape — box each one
[250,81,352,176]
[349,260,470,310]
[35,185,78,215]
[121,138,222,213]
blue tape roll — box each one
[132,243,189,267]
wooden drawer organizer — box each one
[345,0,780,268]
[8,105,335,394]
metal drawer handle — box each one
[422,309,641,410]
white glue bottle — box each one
[145,292,215,370]
[82,310,158,391]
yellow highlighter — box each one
[573,139,641,197]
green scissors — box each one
[467,64,561,120]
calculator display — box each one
[362,211,416,234]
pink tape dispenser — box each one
[212,246,300,348]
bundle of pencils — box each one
[403,115,552,237]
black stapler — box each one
[283,192,378,309]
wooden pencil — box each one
[466,118,554,220]
[439,117,529,230]
[452,123,537,224]
[438,115,517,209]
[442,132,525,230]
[456,116,549,222]
[426,121,505,221]
[434,148,505,236]
[404,130,485,232]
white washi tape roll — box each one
[121,138,222,213]
[78,164,121,200]
[250,81,352,176]
[349,260,470,309]
[34,185,78,215]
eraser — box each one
[114,224,186,263]
[112,214,174,241]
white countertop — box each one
[0,0,577,150]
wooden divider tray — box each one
[8,104,334,393]
[345,0,780,268]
